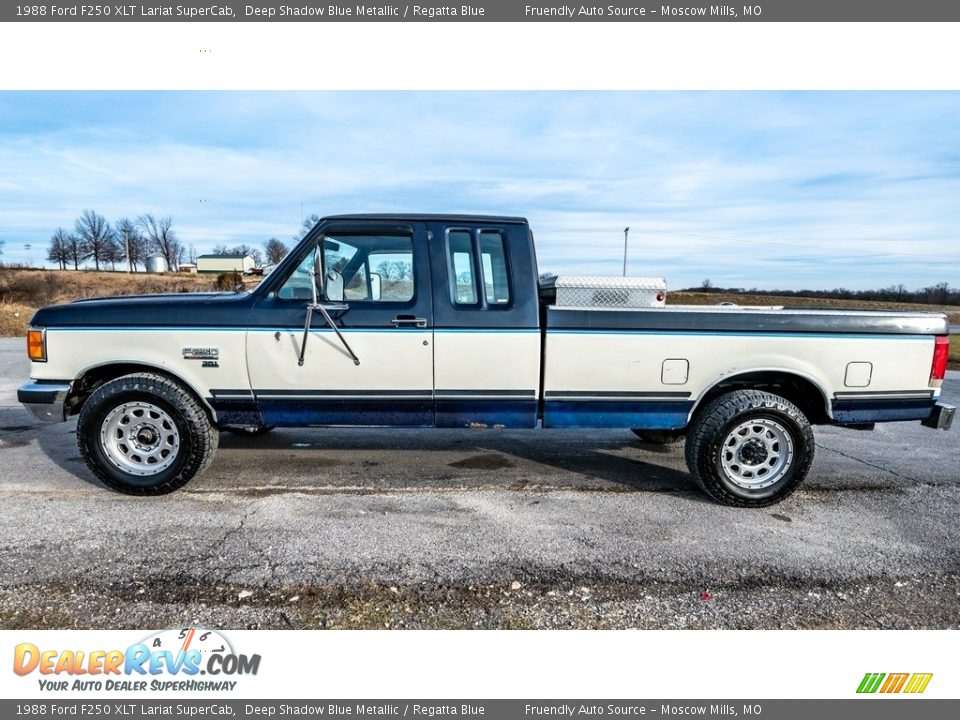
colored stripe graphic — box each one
[880,673,908,693]
[857,672,932,694]
[904,674,933,694]
[857,673,885,693]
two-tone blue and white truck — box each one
[18,214,955,506]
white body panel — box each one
[542,331,939,417]
[433,331,540,393]
[34,328,247,402]
[246,328,433,391]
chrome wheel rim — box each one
[100,401,180,476]
[720,417,794,489]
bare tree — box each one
[74,210,115,271]
[138,214,182,269]
[225,243,263,266]
[47,228,71,270]
[923,281,952,305]
[114,218,141,272]
[212,243,229,256]
[128,233,149,271]
[103,237,126,271]
[376,260,412,280]
[64,232,84,270]
[264,237,289,265]
[294,213,320,241]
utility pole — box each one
[622,227,630,276]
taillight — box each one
[26,328,46,362]
[930,335,949,385]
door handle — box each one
[392,315,428,328]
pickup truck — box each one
[19,214,955,506]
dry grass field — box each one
[0,269,258,336]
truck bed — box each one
[540,304,948,429]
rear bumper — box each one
[922,402,955,431]
[18,381,71,423]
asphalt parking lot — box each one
[0,337,957,629]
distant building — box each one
[196,254,255,274]
[178,263,198,274]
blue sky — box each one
[0,91,958,290]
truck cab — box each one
[238,214,542,429]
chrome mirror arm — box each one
[298,265,360,367]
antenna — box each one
[622,227,630,276]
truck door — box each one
[245,222,434,426]
[427,221,541,428]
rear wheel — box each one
[685,390,814,507]
[77,373,218,495]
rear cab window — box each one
[445,228,511,308]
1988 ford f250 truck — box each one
[18,214,955,506]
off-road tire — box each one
[631,429,685,445]
[685,390,814,507]
[77,373,218,495]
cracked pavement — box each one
[0,338,958,629]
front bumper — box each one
[922,402,955,431]
[18,381,71,422]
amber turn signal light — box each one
[27,328,46,362]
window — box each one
[277,234,415,303]
[448,230,478,305]
[446,228,511,307]
[277,250,319,301]
[479,230,510,305]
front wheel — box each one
[685,390,814,507]
[77,373,218,495]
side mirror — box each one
[299,243,359,367]
[369,272,382,302]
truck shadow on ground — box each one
[6,406,704,497]
[213,426,705,498]
[6,407,923,501]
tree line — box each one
[44,210,291,272]
[691,279,959,306]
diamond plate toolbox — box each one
[542,275,667,308]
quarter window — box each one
[479,230,510,305]
[446,228,511,307]
[448,230,478,305]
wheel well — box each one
[66,363,215,423]
[692,371,830,426]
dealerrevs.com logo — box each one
[13,627,261,692]
[857,673,933,694]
